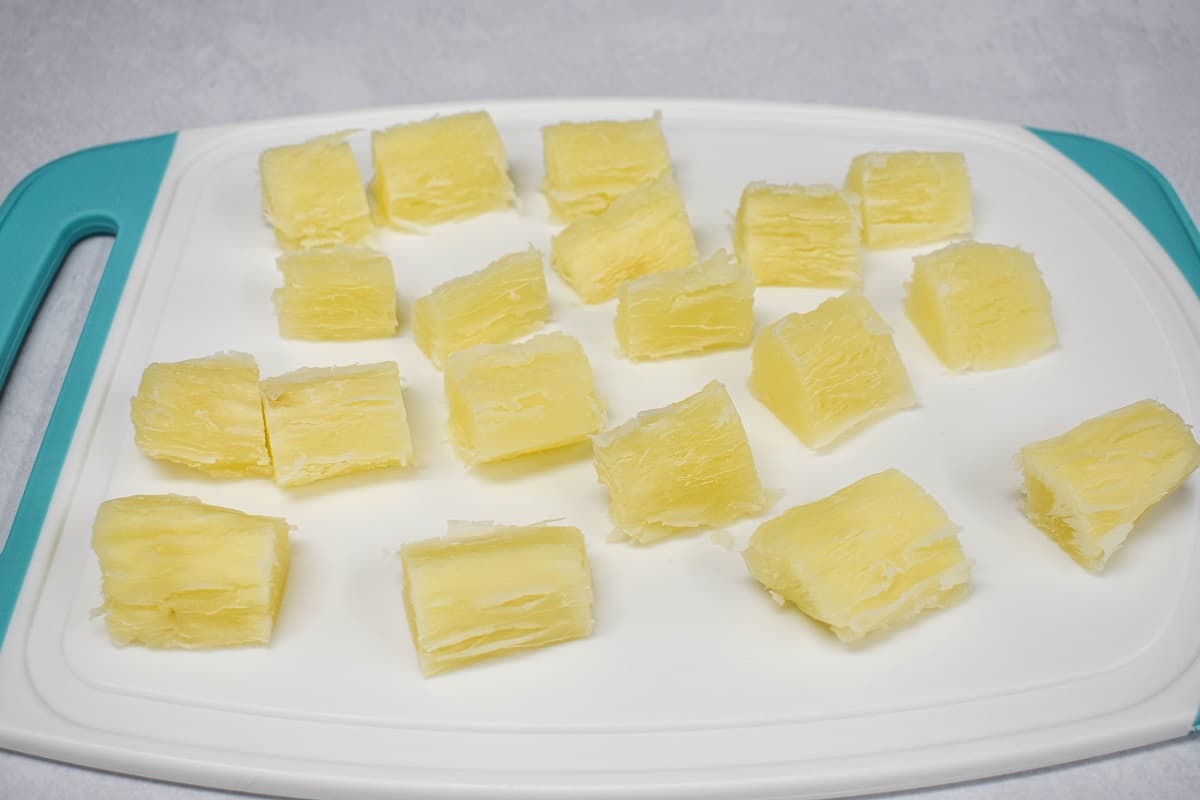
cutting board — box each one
[2,99,1199,799]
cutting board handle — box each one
[1030,128,1200,296]
[0,134,175,647]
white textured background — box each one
[1,1,1198,798]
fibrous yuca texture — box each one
[744,469,971,642]
[274,246,398,341]
[131,351,271,477]
[401,522,594,676]
[615,249,754,360]
[260,361,413,487]
[413,247,550,369]
[260,132,371,250]
[734,182,861,287]
[1020,400,1200,571]
[593,381,766,544]
[445,332,603,465]
[907,241,1056,370]
[541,113,672,221]
[750,293,915,449]
[92,494,290,648]
[371,111,514,229]
[844,151,972,248]
[551,173,698,303]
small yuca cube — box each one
[733,182,861,287]
[92,494,290,648]
[844,151,972,248]
[542,114,672,221]
[260,361,413,487]
[401,522,594,676]
[131,352,271,477]
[744,469,971,642]
[413,248,550,368]
[750,293,915,449]
[593,381,766,544]
[614,249,754,360]
[907,241,1056,370]
[1019,400,1200,571]
[551,174,698,303]
[274,246,398,340]
[370,111,514,229]
[445,332,603,465]
[259,133,371,250]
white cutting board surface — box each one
[3,100,1200,799]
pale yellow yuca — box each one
[260,133,371,249]
[131,351,271,477]
[593,381,766,544]
[1020,400,1200,571]
[274,246,398,341]
[401,522,594,676]
[907,241,1057,370]
[750,293,915,449]
[413,248,549,369]
[845,150,972,247]
[445,332,603,465]
[370,111,513,229]
[744,469,971,642]
[92,494,290,648]
[541,114,672,221]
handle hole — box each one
[0,235,114,552]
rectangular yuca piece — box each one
[260,132,371,249]
[844,151,972,247]
[743,469,971,642]
[401,522,594,676]
[593,381,765,543]
[370,111,514,229]
[131,351,271,477]
[750,293,915,449]
[1019,400,1200,571]
[551,173,698,302]
[541,114,672,221]
[274,246,398,340]
[907,241,1056,370]
[614,249,754,360]
[413,247,550,368]
[733,182,861,287]
[260,361,414,487]
[445,332,603,465]
[92,494,290,648]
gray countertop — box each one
[1,1,1198,797]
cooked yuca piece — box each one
[413,248,550,368]
[844,151,972,247]
[401,521,594,676]
[593,381,766,544]
[551,174,698,302]
[92,494,290,648]
[370,111,514,229]
[131,352,271,477]
[259,133,371,250]
[751,293,914,449]
[445,332,603,465]
[907,241,1056,370]
[744,469,970,642]
[260,361,413,487]
[542,114,672,221]
[614,249,754,360]
[733,182,861,287]
[1019,400,1200,572]
[274,246,398,340]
